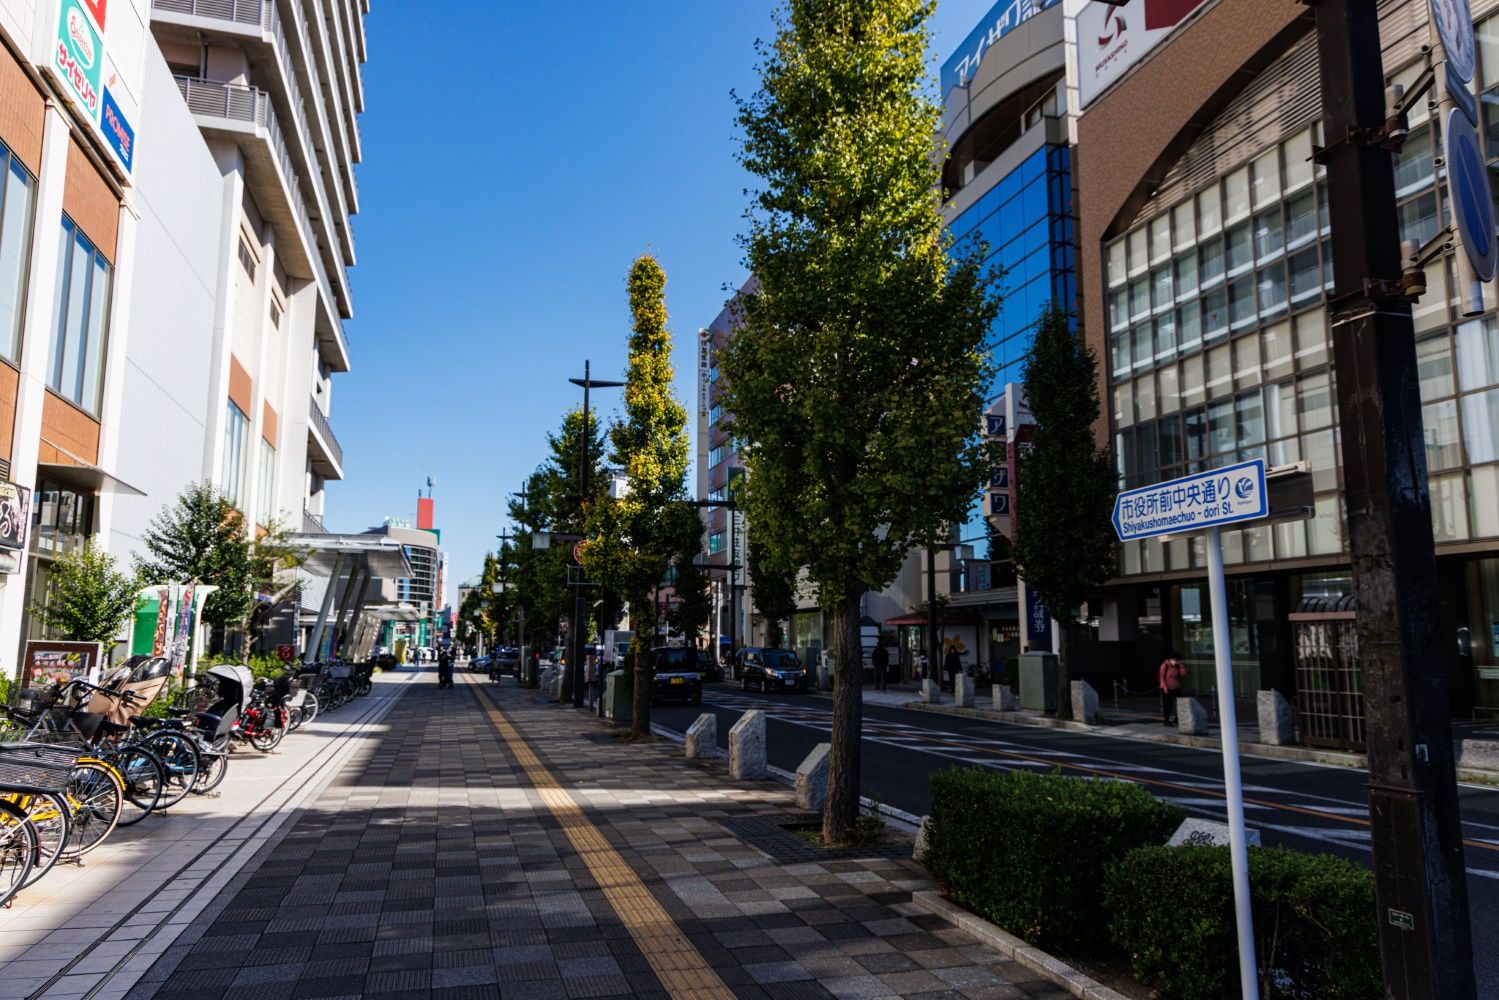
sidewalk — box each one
[117,671,1069,1000]
[1,667,417,1000]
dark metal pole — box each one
[728,502,738,660]
[1311,3,1475,996]
[572,361,591,708]
[926,546,939,687]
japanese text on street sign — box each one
[1112,460,1268,542]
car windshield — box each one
[658,648,699,671]
[764,651,800,668]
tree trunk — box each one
[631,603,653,737]
[1054,619,1073,721]
[768,619,784,648]
[821,593,864,845]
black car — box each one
[493,646,520,674]
[738,647,807,693]
[650,647,703,705]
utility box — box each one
[1018,652,1058,712]
[819,651,835,691]
[604,669,631,723]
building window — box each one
[709,444,727,468]
[30,479,94,559]
[269,298,283,329]
[237,234,257,279]
[222,401,248,507]
[257,438,276,524]
[0,147,35,364]
[49,218,111,414]
[709,403,722,427]
[708,531,725,555]
[708,486,725,503]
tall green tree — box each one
[723,0,998,843]
[136,482,255,639]
[1012,306,1116,719]
[584,254,698,736]
[747,537,797,648]
[31,537,137,656]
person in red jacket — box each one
[1158,650,1186,726]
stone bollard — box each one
[1070,680,1100,724]
[954,674,975,708]
[1459,739,1499,772]
[913,815,932,862]
[540,667,556,696]
[685,713,717,758]
[795,743,831,812]
[1178,696,1210,736]
[1256,690,1296,745]
[728,710,767,779]
[921,679,943,704]
[993,687,1019,712]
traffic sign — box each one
[276,644,296,663]
[1112,459,1268,542]
[1448,61,1479,126]
[572,540,587,564]
[1446,109,1497,283]
[1431,0,1476,83]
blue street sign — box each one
[1431,0,1476,83]
[1446,109,1497,283]
[1112,459,1268,542]
[1448,61,1479,127]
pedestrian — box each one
[916,652,928,683]
[1159,649,1186,725]
[943,645,961,693]
[438,646,454,689]
[871,642,889,692]
[584,650,599,706]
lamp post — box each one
[511,490,532,684]
[687,498,739,667]
[567,360,624,708]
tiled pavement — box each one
[112,670,1067,1000]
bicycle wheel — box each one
[61,760,123,858]
[301,693,320,725]
[249,723,284,753]
[20,793,70,889]
[143,731,200,808]
[357,677,372,697]
[112,747,164,826]
[0,800,37,907]
[193,750,228,794]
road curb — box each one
[910,891,1129,1000]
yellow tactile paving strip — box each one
[465,674,735,999]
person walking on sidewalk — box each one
[871,642,889,692]
[438,646,454,689]
[1158,650,1185,725]
[943,646,962,694]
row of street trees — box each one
[493,0,1117,844]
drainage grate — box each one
[719,812,914,864]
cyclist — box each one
[437,645,454,689]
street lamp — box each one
[567,360,624,708]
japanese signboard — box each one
[1112,459,1268,542]
[0,481,31,551]
[21,640,102,689]
[46,0,143,178]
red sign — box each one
[572,541,587,564]
[82,0,106,29]
[276,644,297,663]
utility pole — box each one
[1311,1,1476,995]
[568,360,624,709]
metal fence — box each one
[1291,599,1365,750]
[152,0,270,26]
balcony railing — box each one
[308,399,343,470]
[302,507,325,534]
[152,0,268,25]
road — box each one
[652,684,1499,995]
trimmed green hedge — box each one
[1104,845,1380,1000]
[923,768,1184,953]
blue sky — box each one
[334,1,998,604]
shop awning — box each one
[37,461,146,496]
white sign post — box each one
[1113,459,1268,1000]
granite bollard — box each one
[1070,680,1100,724]
[921,679,943,704]
[685,712,717,758]
[1178,696,1210,736]
[954,674,975,708]
[1257,689,1296,745]
[729,710,767,779]
[795,743,831,811]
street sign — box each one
[276,644,296,663]
[572,540,587,565]
[1446,109,1497,282]
[1431,0,1476,84]
[1111,459,1268,542]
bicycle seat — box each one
[166,707,194,717]
[99,720,129,737]
[129,715,161,729]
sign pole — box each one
[1204,526,1258,1000]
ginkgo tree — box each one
[721,0,998,843]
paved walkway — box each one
[109,669,1065,1000]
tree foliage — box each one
[722,0,997,841]
[31,536,138,651]
[584,255,699,735]
[748,536,797,648]
[1012,306,1116,717]
[136,482,254,631]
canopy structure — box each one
[287,533,414,660]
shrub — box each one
[1105,845,1380,1000]
[923,768,1184,953]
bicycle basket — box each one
[0,742,83,794]
[326,662,353,679]
[10,685,56,716]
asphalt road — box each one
[652,683,1499,995]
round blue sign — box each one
[1446,109,1496,282]
[1432,0,1477,83]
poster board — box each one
[21,639,103,689]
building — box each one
[697,291,750,655]
[365,515,441,653]
[934,0,1080,679]
[1072,0,1499,722]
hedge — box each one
[923,768,1184,953]
[1104,845,1380,1000]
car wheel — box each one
[741,675,748,691]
